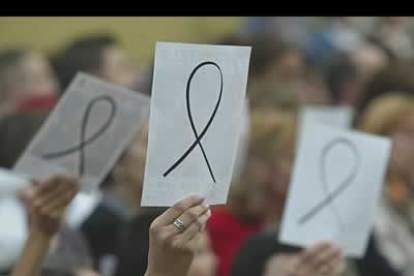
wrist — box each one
[29,219,61,238]
[28,228,55,243]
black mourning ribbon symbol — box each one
[163,61,223,183]
[298,138,361,226]
[41,95,116,176]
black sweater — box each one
[232,232,403,276]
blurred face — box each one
[264,49,305,84]
[277,50,305,82]
[352,45,388,85]
[11,51,59,101]
[268,157,292,203]
[113,124,148,202]
[238,157,270,219]
[259,156,293,224]
[100,46,136,88]
[186,233,218,276]
[389,110,414,184]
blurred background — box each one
[0,17,243,66]
[2,16,414,276]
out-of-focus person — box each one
[232,108,404,276]
[231,109,346,276]
[322,51,362,109]
[361,93,414,276]
[217,33,321,111]
[0,49,59,118]
[81,120,149,272]
[371,17,414,60]
[0,112,98,276]
[306,17,366,66]
[52,33,139,92]
[357,60,414,117]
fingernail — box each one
[203,202,210,209]
[206,209,212,217]
[199,213,209,225]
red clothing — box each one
[206,207,264,276]
[16,95,58,112]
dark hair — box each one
[231,231,300,276]
[365,35,397,61]
[358,61,414,114]
[52,33,117,91]
[115,208,166,276]
[322,51,358,105]
[0,111,48,168]
[216,33,292,79]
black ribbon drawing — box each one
[163,61,223,183]
[41,95,117,176]
[298,137,361,226]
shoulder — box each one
[231,231,301,276]
[231,232,278,276]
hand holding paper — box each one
[280,124,391,257]
[141,42,251,206]
[13,73,150,193]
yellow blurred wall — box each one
[0,17,245,67]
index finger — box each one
[152,195,205,227]
[298,242,332,264]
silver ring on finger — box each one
[172,218,186,233]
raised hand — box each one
[145,196,211,276]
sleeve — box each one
[115,210,165,276]
[355,234,404,276]
[231,233,280,276]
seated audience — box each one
[360,93,414,275]
[0,48,59,118]
[11,193,212,276]
[0,112,98,276]
[52,34,139,91]
[232,108,404,276]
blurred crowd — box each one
[1,16,414,276]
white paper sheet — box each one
[13,73,150,193]
[0,167,101,231]
[299,105,354,129]
[279,123,391,257]
[0,196,27,270]
[0,168,29,196]
[141,42,251,206]
[65,192,102,229]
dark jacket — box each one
[232,231,403,276]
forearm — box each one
[11,230,53,276]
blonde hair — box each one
[359,93,414,135]
[229,108,297,201]
[248,108,297,163]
